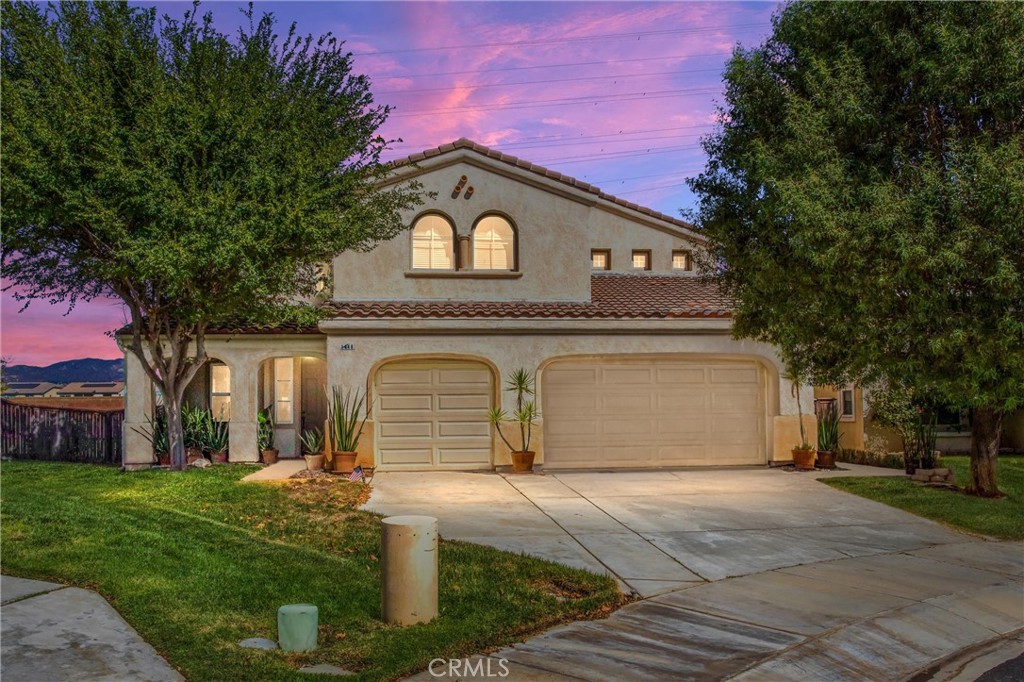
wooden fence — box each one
[1,400,123,465]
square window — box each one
[631,250,651,271]
[591,249,610,270]
[672,250,692,271]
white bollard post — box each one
[381,515,438,625]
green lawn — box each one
[0,462,621,681]
[824,456,1024,540]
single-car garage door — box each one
[543,358,766,469]
[375,361,493,470]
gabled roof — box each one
[324,273,730,320]
[388,138,701,238]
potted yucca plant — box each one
[205,411,230,463]
[488,368,538,473]
[815,399,841,469]
[257,406,278,465]
[301,427,325,471]
[326,386,369,474]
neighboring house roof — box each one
[57,381,125,396]
[3,381,63,397]
[323,274,731,320]
[388,138,701,238]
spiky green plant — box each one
[816,400,842,452]
[300,427,325,456]
[204,413,229,454]
[256,407,275,452]
[132,407,169,460]
[326,387,369,452]
[488,368,537,453]
[181,403,209,450]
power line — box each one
[369,51,738,81]
[390,87,720,118]
[377,67,723,96]
[353,23,767,56]
[526,143,705,165]
[386,124,716,153]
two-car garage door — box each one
[542,358,766,469]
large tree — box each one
[2,2,421,470]
[688,2,1023,496]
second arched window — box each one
[473,215,515,271]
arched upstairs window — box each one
[472,215,516,271]
[411,214,455,269]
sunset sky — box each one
[1,1,778,366]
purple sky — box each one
[1,1,778,366]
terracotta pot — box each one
[261,449,279,465]
[510,450,536,473]
[304,454,325,471]
[791,447,816,471]
[333,451,357,474]
[156,453,171,466]
[211,450,228,464]
[816,450,836,469]
[186,447,205,464]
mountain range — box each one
[4,358,124,384]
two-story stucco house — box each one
[122,139,815,471]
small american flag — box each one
[348,465,364,483]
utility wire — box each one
[353,23,767,56]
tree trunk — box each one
[967,407,1003,498]
[165,392,187,472]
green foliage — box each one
[131,407,169,458]
[1,462,621,680]
[816,400,841,452]
[300,427,324,456]
[1,1,422,469]
[688,2,1024,492]
[204,413,229,454]
[180,403,209,451]
[825,456,1024,540]
[837,448,907,470]
[868,383,939,469]
[256,406,275,452]
[326,386,368,452]
[488,369,538,453]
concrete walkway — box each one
[239,458,306,482]
[366,467,1024,681]
[1,576,183,682]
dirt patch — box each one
[285,476,372,511]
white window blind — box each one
[412,215,454,269]
[473,216,514,271]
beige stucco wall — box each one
[122,336,327,468]
[813,385,866,451]
[332,157,702,303]
[321,320,810,469]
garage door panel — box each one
[377,448,433,466]
[544,358,765,469]
[438,368,491,386]
[711,367,759,384]
[378,394,433,412]
[376,361,493,470]
[437,394,490,411]
[601,393,653,412]
[657,393,707,410]
[379,369,432,386]
[656,368,706,384]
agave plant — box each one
[488,368,537,453]
[181,403,210,451]
[326,386,369,452]
[300,427,325,456]
[204,413,230,454]
[816,400,842,452]
[132,407,169,460]
[257,406,275,452]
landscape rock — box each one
[190,458,211,469]
[238,638,277,650]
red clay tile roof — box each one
[325,274,731,320]
[389,138,702,238]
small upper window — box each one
[591,249,611,271]
[840,384,855,421]
[412,214,455,270]
[473,215,515,271]
[672,250,692,271]
[632,250,651,271]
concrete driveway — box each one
[371,466,1024,681]
[366,464,964,596]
